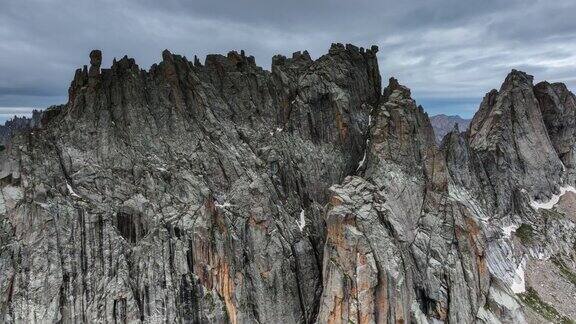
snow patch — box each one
[487,285,525,318]
[356,152,367,170]
[356,113,374,172]
[501,224,519,238]
[270,127,284,136]
[66,182,81,198]
[297,209,306,231]
[511,259,526,294]
[215,202,233,208]
[529,185,576,210]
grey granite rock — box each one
[0,44,379,323]
[317,79,490,323]
[0,109,43,146]
[469,70,564,213]
[1,47,576,324]
[534,81,576,170]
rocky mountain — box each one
[0,110,43,147]
[1,45,575,323]
[430,114,471,143]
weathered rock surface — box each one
[446,71,576,323]
[1,46,576,324]
[534,81,576,170]
[0,109,44,146]
[469,70,564,214]
[318,79,490,323]
[0,44,379,323]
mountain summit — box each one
[1,45,576,323]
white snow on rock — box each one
[66,182,81,198]
[356,152,367,170]
[298,209,306,231]
[487,285,526,321]
[501,224,519,238]
[511,259,526,294]
[215,202,233,208]
[530,185,576,210]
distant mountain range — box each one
[429,113,471,143]
[0,109,42,147]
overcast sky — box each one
[1,0,576,123]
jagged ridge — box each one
[1,45,576,324]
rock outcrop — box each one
[318,78,489,323]
[534,81,576,170]
[0,44,379,323]
[1,46,576,324]
[469,70,564,213]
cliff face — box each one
[318,78,488,323]
[1,45,576,323]
[0,44,380,324]
[468,70,564,214]
[534,81,576,170]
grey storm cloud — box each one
[1,0,576,121]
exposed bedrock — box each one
[1,46,576,324]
